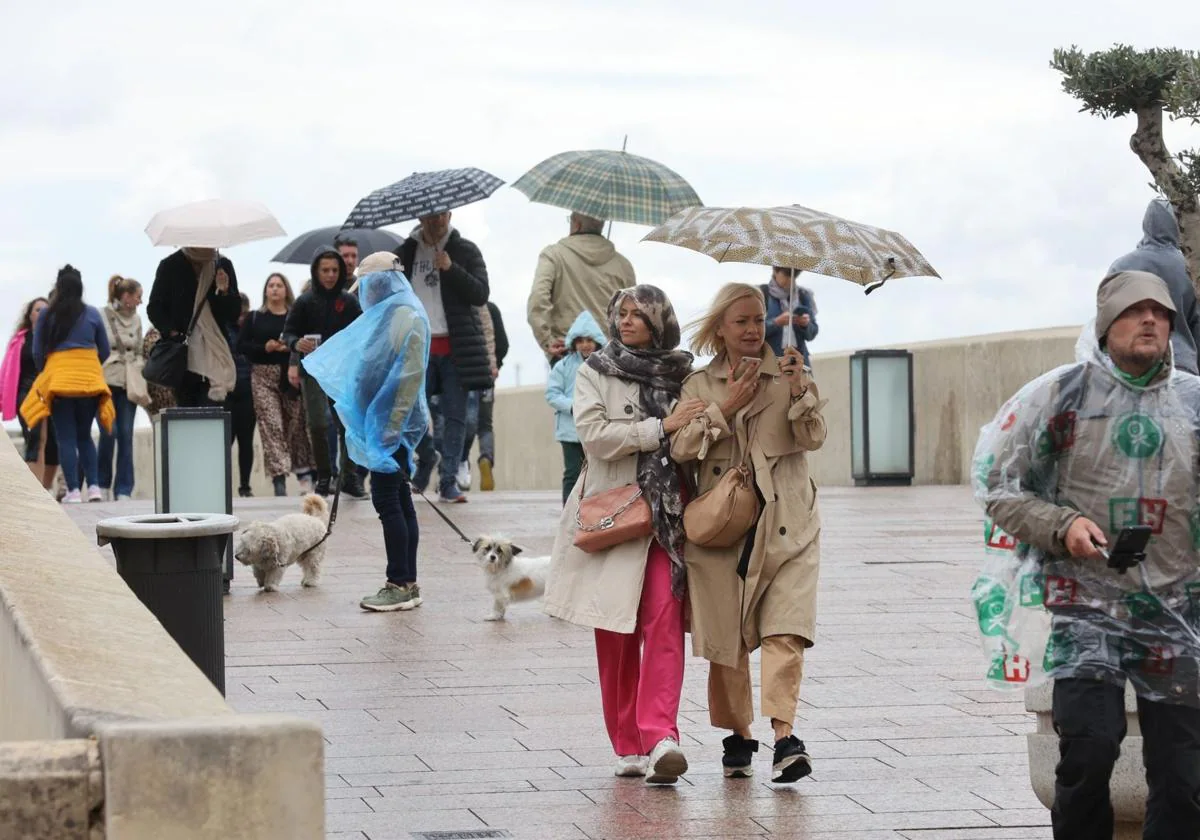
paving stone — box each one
[65,486,1050,838]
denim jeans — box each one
[98,387,137,497]
[462,390,496,463]
[425,354,468,495]
[52,396,100,491]
[370,465,419,585]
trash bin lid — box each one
[96,513,241,543]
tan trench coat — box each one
[670,351,827,669]
[544,363,673,634]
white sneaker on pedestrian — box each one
[86,485,104,503]
[62,490,82,504]
[116,494,132,502]
[645,738,687,784]
[456,460,471,491]
[613,755,648,777]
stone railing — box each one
[0,441,324,838]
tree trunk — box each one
[1131,106,1200,294]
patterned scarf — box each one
[586,285,693,597]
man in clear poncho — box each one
[302,252,431,613]
[973,270,1200,838]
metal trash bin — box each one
[96,513,239,696]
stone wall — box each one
[0,440,324,838]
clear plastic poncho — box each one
[971,323,1200,705]
[301,268,430,475]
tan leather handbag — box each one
[573,463,653,553]
[684,418,760,548]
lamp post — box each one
[154,407,234,591]
[849,349,915,487]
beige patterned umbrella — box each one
[642,204,940,293]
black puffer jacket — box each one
[281,249,362,358]
[396,229,491,390]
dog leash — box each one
[416,489,473,544]
[297,431,346,559]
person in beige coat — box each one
[544,284,706,785]
[526,213,636,364]
[98,275,145,500]
[670,282,827,784]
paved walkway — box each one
[68,485,1051,840]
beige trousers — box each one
[707,634,805,732]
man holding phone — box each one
[975,270,1200,838]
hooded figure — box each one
[301,256,431,475]
[1109,198,1200,374]
[281,248,362,351]
[527,216,637,362]
[544,310,607,444]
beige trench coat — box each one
[544,363,675,634]
[670,351,827,669]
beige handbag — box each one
[573,462,653,553]
[684,416,760,548]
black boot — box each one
[314,475,332,497]
[272,475,287,497]
[238,486,253,498]
[342,470,368,500]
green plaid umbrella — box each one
[511,149,702,226]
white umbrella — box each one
[145,199,286,248]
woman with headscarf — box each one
[544,285,706,785]
[301,252,431,614]
[146,247,240,407]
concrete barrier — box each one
[0,440,324,838]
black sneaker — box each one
[771,735,811,783]
[342,471,368,500]
[238,486,252,498]
[314,476,332,497]
[722,734,758,778]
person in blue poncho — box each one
[302,252,432,613]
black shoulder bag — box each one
[143,296,210,389]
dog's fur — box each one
[234,495,329,592]
[473,535,550,621]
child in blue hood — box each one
[545,310,607,504]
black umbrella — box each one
[342,168,504,229]
[270,226,406,264]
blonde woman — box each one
[98,275,144,500]
[237,273,315,496]
[670,282,827,784]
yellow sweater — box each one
[20,348,115,433]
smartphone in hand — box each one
[1093,525,1152,574]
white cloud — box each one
[1,0,1199,395]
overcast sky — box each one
[2,0,1198,390]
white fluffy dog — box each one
[473,536,550,621]
[234,494,330,592]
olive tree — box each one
[1051,45,1200,287]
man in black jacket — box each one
[281,248,367,498]
[147,248,241,407]
[395,211,491,502]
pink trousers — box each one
[594,542,685,757]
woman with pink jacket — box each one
[0,297,58,488]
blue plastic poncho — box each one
[301,268,430,474]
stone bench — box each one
[0,440,324,839]
[1026,681,1144,840]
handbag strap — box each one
[571,460,645,532]
[183,294,210,342]
[104,307,136,358]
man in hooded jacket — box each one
[975,270,1200,839]
[526,213,635,364]
[282,248,366,498]
[1109,198,1200,374]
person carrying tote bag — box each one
[545,285,706,786]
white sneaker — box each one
[613,755,648,777]
[297,475,314,494]
[645,738,687,784]
[116,494,132,502]
[456,460,471,491]
[62,490,82,504]
[86,485,104,503]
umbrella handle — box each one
[864,259,896,295]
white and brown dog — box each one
[473,536,550,621]
[234,494,329,592]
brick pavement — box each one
[68,485,1052,840]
